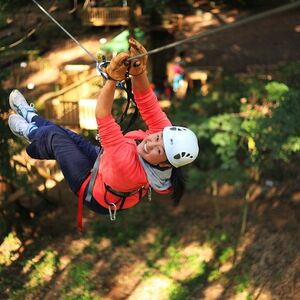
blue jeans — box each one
[27,116,100,194]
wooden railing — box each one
[44,73,101,128]
[45,100,79,127]
[82,7,130,26]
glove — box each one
[105,52,130,81]
[128,38,148,76]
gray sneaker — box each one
[9,89,37,122]
[8,114,38,142]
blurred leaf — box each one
[265,81,289,101]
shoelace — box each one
[14,102,36,114]
[14,102,37,123]
[15,121,37,139]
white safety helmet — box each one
[163,126,199,168]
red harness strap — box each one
[77,176,91,232]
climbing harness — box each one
[78,146,147,230]
[119,74,139,133]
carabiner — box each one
[96,56,126,90]
[108,203,117,221]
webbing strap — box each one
[85,150,102,203]
[118,77,139,134]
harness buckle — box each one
[96,60,110,81]
[108,203,117,221]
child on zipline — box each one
[8,39,199,230]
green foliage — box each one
[243,88,300,177]
[142,0,171,14]
[169,284,189,300]
[234,273,250,293]
[159,245,181,276]
[8,249,60,299]
[60,262,100,300]
[265,81,289,101]
[279,60,300,89]
[26,250,60,289]
[169,63,300,188]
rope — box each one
[127,0,300,61]
[32,0,98,63]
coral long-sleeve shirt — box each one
[78,87,172,214]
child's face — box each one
[137,131,169,166]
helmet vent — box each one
[174,152,194,159]
[170,127,187,131]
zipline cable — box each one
[32,0,300,63]
[32,0,98,63]
[128,0,300,61]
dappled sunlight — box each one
[203,283,224,299]
[137,227,159,247]
[12,150,64,195]
[59,254,72,270]
[21,39,100,88]
[68,238,90,256]
[104,261,148,299]
[127,274,177,300]
[0,232,22,266]
[234,227,257,264]
[97,236,112,251]
[23,250,58,289]
[169,242,214,281]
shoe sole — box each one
[8,114,30,142]
[9,89,26,115]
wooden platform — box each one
[82,6,130,26]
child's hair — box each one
[170,167,186,206]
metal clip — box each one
[96,55,110,80]
[96,57,126,90]
[148,186,152,201]
[108,203,117,221]
[95,133,100,141]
